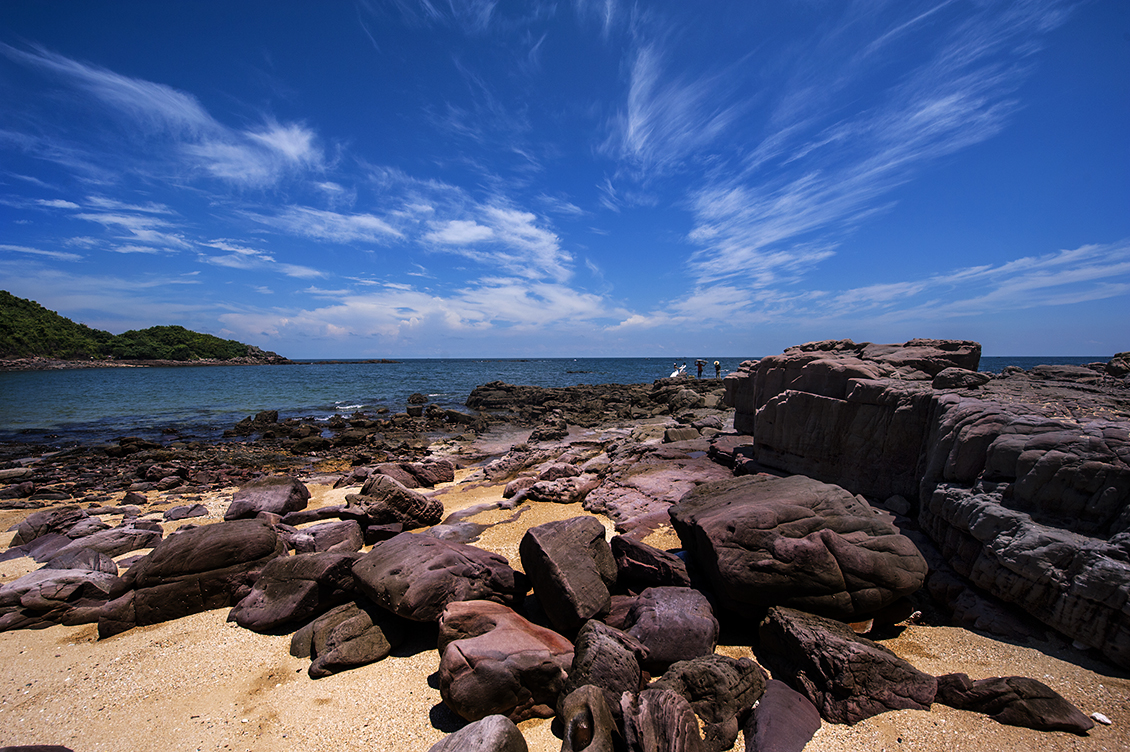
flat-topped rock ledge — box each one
[724,339,1130,669]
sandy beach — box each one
[1,465,1127,752]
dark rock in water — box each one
[344,474,443,529]
[289,598,407,678]
[97,518,286,638]
[620,687,707,752]
[224,475,310,521]
[228,552,358,632]
[352,532,527,622]
[935,673,1094,734]
[743,679,822,752]
[669,475,927,621]
[758,606,937,724]
[559,619,647,719]
[437,600,574,723]
[559,685,618,752]
[519,516,617,633]
[611,535,691,594]
[619,587,718,673]
[652,654,768,752]
[426,714,529,752]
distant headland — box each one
[0,290,291,371]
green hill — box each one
[0,291,278,362]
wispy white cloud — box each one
[606,42,742,177]
[35,198,81,210]
[0,44,326,189]
[0,243,84,262]
[199,238,325,279]
[249,206,402,244]
[681,0,1074,298]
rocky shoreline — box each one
[0,340,1127,752]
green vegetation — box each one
[0,290,259,361]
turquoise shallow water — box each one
[0,355,1109,446]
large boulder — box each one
[519,516,616,633]
[224,475,310,520]
[97,519,287,638]
[352,532,527,622]
[437,600,574,723]
[559,685,618,752]
[758,606,937,724]
[228,552,358,632]
[0,568,122,631]
[344,474,444,529]
[669,475,927,621]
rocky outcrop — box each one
[670,475,927,622]
[426,714,529,752]
[724,340,1130,669]
[743,679,822,752]
[227,552,358,632]
[344,474,444,529]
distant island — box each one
[0,290,290,369]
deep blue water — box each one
[0,355,1109,446]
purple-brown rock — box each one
[670,475,927,621]
[351,532,526,622]
[438,600,574,723]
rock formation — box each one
[724,339,1130,669]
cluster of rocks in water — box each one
[1,339,1127,752]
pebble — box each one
[1091,712,1112,725]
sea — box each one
[0,355,1110,447]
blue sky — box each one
[1,1,1127,358]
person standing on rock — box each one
[696,360,704,379]
[714,360,721,378]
